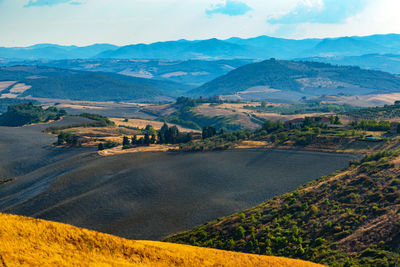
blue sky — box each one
[0,0,399,46]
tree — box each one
[261,101,267,108]
[313,127,321,135]
[236,226,246,239]
[334,115,341,125]
[122,136,130,148]
[144,133,151,146]
[165,126,179,144]
[145,125,157,136]
[151,134,156,144]
[160,123,169,135]
[138,137,144,145]
[262,120,283,133]
[98,142,104,151]
[202,126,217,139]
[159,123,169,144]
[277,132,288,142]
[304,117,312,127]
[71,135,80,147]
[131,135,137,145]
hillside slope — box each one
[190,59,400,100]
[0,66,192,101]
[167,152,400,266]
[0,213,323,267]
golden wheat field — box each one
[0,213,324,267]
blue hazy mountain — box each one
[0,44,118,60]
[1,34,399,60]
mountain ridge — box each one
[1,34,399,60]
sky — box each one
[0,0,399,47]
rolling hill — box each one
[0,65,193,101]
[0,213,323,267]
[167,151,400,266]
[0,58,254,86]
[190,59,400,101]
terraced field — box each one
[0,120,357,240]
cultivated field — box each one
[194,103,328,129]
[0,116,94,179]
[41,99,156,119]
[0,81,16,92]
[0,213,323,267]
[322,92,400,107]
[0,121,357,240]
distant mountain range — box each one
[190,59,400,102]
[0,44,118,60]
[1,34,399,60]
[0,66,192,102]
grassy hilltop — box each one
[0,213,323,267]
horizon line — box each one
[1,32,399,48]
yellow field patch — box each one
[236,140,269,149]
[253,112,330,122]
[98,144,178,156]
[0,81,16,92]
[9,83,32,94]
[112,118,199,133]
[0,213,325,267]
[56,103,105,110]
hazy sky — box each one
[0,0,399,47]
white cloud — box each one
[25,0,83,7]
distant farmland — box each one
[0,120,358,240]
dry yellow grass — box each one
[98,144,177,156]
[0,81,16,92]
[56,103,105,110]
[252,112,330,122]
[194,103,329,129]
[236,140,269,149]
[322,92,400,107]
[0,213,324,267]
[0,83,31,98]
[9,83,31,94]
[111,118,199,133]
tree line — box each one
[98,123,193,150]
